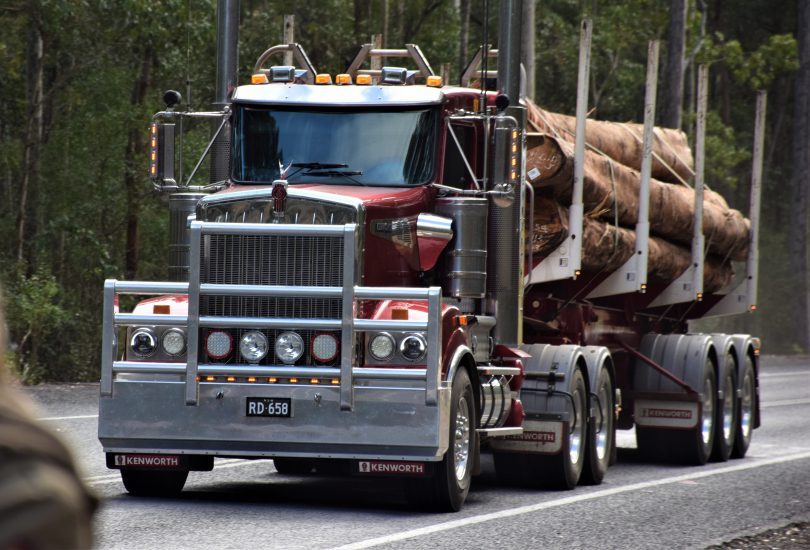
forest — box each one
[0,0,805,382]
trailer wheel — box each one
[637,359,717,466]
[711,354,738,462]
[732,354,756,458]
[581,369,614,485]
[493,367,587,490]
[121,468,188,497]
[406,368,475,512]
[273,458,314,475]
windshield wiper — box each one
[303,169,364,185]
[290,162,348,169]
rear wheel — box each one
[581,370,614,485]
[637,360,717,465]
[273,458,315,475]
[732,355,756,458]
[121,469,188,497]
[406,369,475,512]
[711,356,738,462]
[493,367,587,490]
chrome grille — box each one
[200,233,344,322]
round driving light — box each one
[206,330,232,359]
[240,331,269,363]
[400,334,427,362]
[275,331,304,364]
[311,333,338,362]
[130,328,157,358]
[161,328,186,356]
[369,333,395,361]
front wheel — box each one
[121,468,188,497]
[406,368,475,512]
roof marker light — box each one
[315,73,333,85]
[427,75,443,87]
[356,74,372,85]
[335,74,352,85]
[251,73,269,84]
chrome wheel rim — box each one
[701,373,715,446]
[570,385,585,464]
[722,372,735,442]
[595,382,610,461]
[454,396,471,482]
[740,367,754,443]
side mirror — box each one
[149,122,176,189]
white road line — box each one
[762,398,810,408]
[760,371,810,378]
[331,450,810,550]
[38,414,99,421]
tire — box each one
[121,468,188,497]
[581,370,615,485]
[406,368,475,512]
[637,359,717,466]
[273,458,315,475]
[493,367,588,490]
[711,354,738,462]
[732,354,756,458]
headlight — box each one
[240,331,269,363]
[275,331,304,364]
[161,328,186,356]
[369,333,395,361]
[400,334,427,362]
[130,328,157,358]
[206,330,232,359]
[311,333,338,362]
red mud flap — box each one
[489,420,566,455]
[106,453,213,471]
[353,460,431,477]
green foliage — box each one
[697,32,798,89]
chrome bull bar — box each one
[100,221,443,410]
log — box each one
[527,132,750,261]
[529,197,735,293]
[526,99,695,185]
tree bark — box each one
[123,47,156,280]
[661,0,687,129]
[790,0,810,350]
[17,18,44,265]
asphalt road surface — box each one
[23,355,810,549]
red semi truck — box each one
[98,2,761,512]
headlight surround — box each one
[399,333,427,362]
[240,331,269,363]
[161,328,187,356]
[369,333,395,362]
[275,331,304,364]
[206,330,233,359]
[130,328,157,358]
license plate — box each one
[246,397,292,417]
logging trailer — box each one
[98,1,763,511]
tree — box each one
[661,0,687,129]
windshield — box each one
[232,105,439,186]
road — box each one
[23,355,810,549]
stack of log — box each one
[525,99,750,293]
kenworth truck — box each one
[99,1,761,512]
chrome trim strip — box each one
[185,223,202,405]
[355,287,434,300]
[198,365,341,378]
[354,319,429,332]
[199,283,342,298]
[114,314,188,327]
[114,281,189,294]
[100,280,116,396]
[476,427,523,437]
[199,186,365,212]
[197,221,349,237]
[354,368,427,380]
[445,345,473,387]
[113,362,187,375]
[199,316,342,330]
[478,366,522,376]
[340,225,357,411]
[425,287,442,405]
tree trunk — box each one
[790,0,810,350]
[123,47,156,280]
[661,0,687,129]
[458,0,472,82]
[17,20,44,265]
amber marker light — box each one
[267,377,278,383]
[251,73,269,84]
[391,308,409,320]
[226,376,236,383]
[426,75,443,87]
[331,378,340,385]
[335,74,352,85]
[205,376,215,382]
[356,74,372,85]
[153,304,170,314]
[248,377,257,383]
[289,377,299,384]
[315,73,333,84]
[310,378,320,385]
